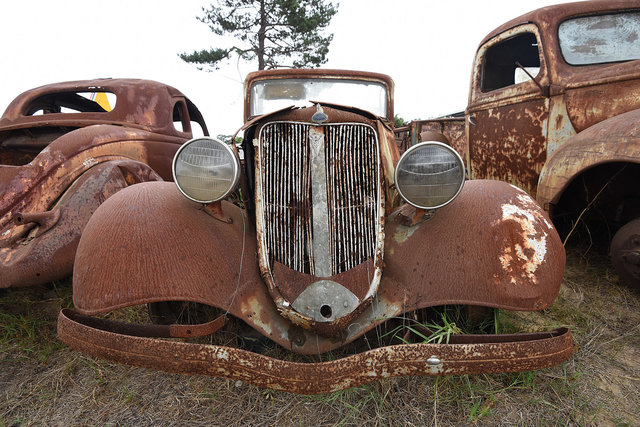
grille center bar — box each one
[309,127,332,278]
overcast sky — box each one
[0,0,560,136]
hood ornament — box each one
[312,104,328,124]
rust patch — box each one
[468,100,549,198]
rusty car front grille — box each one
[259,122,380,276]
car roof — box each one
[0,78,198,135]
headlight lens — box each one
[172,137,240,203]
[394,141,465,209]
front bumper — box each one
[58,309,573,395]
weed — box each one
[467,394,494,422]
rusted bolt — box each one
[426,355,441,366]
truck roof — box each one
[481,0,640,46]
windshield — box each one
[250,78,387,117]
[558,11,640,65]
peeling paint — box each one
[498,201,548,284]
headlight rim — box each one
[394,140,465,210]
[172,137,241,204]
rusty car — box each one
[1,79,208,288]
[394,0,640,288]
[58,69,573,394]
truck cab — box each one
[399,0,640,287]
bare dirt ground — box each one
[1,245,639,426]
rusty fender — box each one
[0,160,160,288]
[538,108,640,209]
[71,181,262,315]
[72,180,564,317]
[384,179,566,312]
[58,309,573,394]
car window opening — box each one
[481,32,540,92]
[26,91,116,116]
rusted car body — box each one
[395,0,640,288]
[58,69,573,394]
[0,79,208,288]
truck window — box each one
[558,11,640,65]
[481,32,540,92]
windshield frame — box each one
[244,69,394,122]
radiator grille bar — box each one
[260,122,379,276]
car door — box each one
[467,23,550,198]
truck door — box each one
[467,24,549,198]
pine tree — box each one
[180,0,338,70]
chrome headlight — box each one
[394,141,465,209]
[172,137,240,203]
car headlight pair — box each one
[172,138,240,203]
[395,142,465,209]
[174,137,464,210]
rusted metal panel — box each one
[1,160,160,288]
[564,79,640,133]
[468,99,549,198]
[415,118,466,162]
[393,124,410,153]
[58,309,573,395]
[1,79,208,288]
[71,182,255,315]
[384,180,564,311]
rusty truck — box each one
[395,0,640,288]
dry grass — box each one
[1,246,639,426]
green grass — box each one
[0,280,72,363]
[1,246,639,425]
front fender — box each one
[383,180,565,312]
[538,108,640,209]
[72,182,262,313]
[0,160,161,288]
